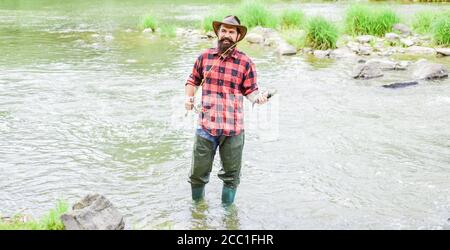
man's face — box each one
[218,24,240,52]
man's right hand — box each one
[185,96,194,111]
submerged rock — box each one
[365,58,409,71]
[277,43,297,56]
[436,48,450,57]
[61,194,125,230]
[412,60,449,80]
[405,46,436,55]
[382,81,419,89]
[352,63,383,79]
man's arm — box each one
[185,85,195,110]
[185,54,204,110]
[241,61,268,104]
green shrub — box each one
[280,10,305,29]
[345,5,400,37]
[238,0,278,29]
[432,15,450,46]
[306,16,339,50]
[141,15,157,31]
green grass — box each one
[141,15,157,31]
[238,0,278,29]
[412,11,438,34]
[280,10,305,29]
[0,200,68,230]
[306,16,339,50]
[281,28,306,50]
[345,5,400,37]
[432,15,450,46]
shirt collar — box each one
[212,47,239,59]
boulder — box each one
[313,50,331,58]
[393,23,412,36]
[357,45,372,56]
[400,38,414,47]
[365,58,398,70]
[405,46,436,55]
[385,33,400,41]
[263,37,283,47]
[61,194,125,230]
[142,28,153,33]
[352,63,383,79]
[329,47,355,59]
[356,35,375,44]
[245,33,264,44]
[412,60,448,80]
[436,48,450,56]
[277,43,297,56]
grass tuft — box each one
[345,5,400,37]
[141,15,157,31]
[280,9,305,29]
[0,200,68,230]
[306,16,339,50]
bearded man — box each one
[185,15,268,205]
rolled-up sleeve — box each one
[241,61,258,96]
[185,55,203,87]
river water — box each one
[1,0,449,229]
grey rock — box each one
[400,38,414,47]
[393,23,412,36]
[385,33,400,41]
[302,47,313,54]
[352,63,384,79]
[412,60,448,80]
[365,58,397,70]
[329,47,355,59]
[61,194,125,230]
[436,48,450,56]
[357,45,372,56]
[245,33,264,44]
[405,46,436,55]
[313,50,331,58]
[277,43,297,56]
[357,35,375,44]
[263,37,283,47]
[142,28,153,33]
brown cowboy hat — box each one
[212,15,247,42]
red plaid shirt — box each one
[186,48,258,136]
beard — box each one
[218,37,236,53]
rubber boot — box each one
[221,186,237,205]
[191,185,205,202]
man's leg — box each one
[189,130,218,201]
[218,132,245,205]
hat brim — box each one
[212,21,247,43]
